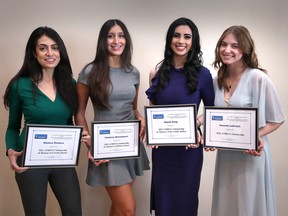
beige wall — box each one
[0,0,287,215]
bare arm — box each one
[75,82,92,148]
[75,82,90,132]
[75,82,109,166]
[149,68,157,87]
[245,121,284,156]
[133,87,145,142]
[259,121,284,137]
[148,68,157,106]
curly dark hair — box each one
[155,17,203,94]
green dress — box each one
[5,77,75,152]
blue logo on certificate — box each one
[100,130,110,134]
[212,115,223,121]
[34,134,47,139]
[153,114,164,119]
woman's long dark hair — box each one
[155,17,203,94]
[3,26,78,113]
[85,19,133,110]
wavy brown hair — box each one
[213,25,267,90]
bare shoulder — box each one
[149,68,158,85]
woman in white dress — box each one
[210,25,285,216]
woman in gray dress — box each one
[75,19,149,216]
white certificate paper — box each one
[22,124,83,167]
[91,120,140,160]
[204,107,258,150]
[145,104,197,146]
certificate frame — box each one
[145,104,198,146]
[91,120,140,160]
[203,106,258,151]
[22,124,83,168]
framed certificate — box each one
[204,107,258,151]
[22,124,83,168]
[145,104,197,146]
[91,120,140,160]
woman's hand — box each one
[86,146,110,166]
[139,117,146,143]
[244,137,264,156]
[204,147,217,152]
[143,140,159,149]
[7,149,28,173]
[147,145,159,149]
[81,131,91,148]
[186,129,202,150]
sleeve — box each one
[5,81,23,151]
[145,72,159,104]
[77,64,93,85]
[199,67,215,106]
[133,66,140,88]
[252,70,286,127]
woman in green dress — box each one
[4,26,83,216]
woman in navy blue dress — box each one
[146,17,214,215]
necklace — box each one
[227,79,234,89]
[228,82,232,89]
[226,67,247,90]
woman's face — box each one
[35,35,60,69]
[107,25,126,56]
[219,33,243,65]
[170,25,192,58]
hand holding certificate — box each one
[145,104,198,146]
[203,107,258,151]
[22,124,83,167]
[91,120,140,160]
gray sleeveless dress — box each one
[78,65,150,186]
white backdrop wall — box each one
[0,0,287,215]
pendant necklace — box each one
[228,80,233,89]
[227,69,245,89]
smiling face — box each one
[170,25,192,58]
[106,24,126,56]
[35,35,60,70]
[219,33,243,66]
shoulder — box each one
[78,64,94,84]
[198,66,214,81]
[149,68,157,77]
[198,66,211,76]
[79,64,94,77]
[11,77,32,89]
[130,66,140,76]
[8,77,32,96]
[149,68,158,84]
[130,66,140,83]
[247,68,270,82]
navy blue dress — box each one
[146,66,214,216]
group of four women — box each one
[4,17,285,216]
